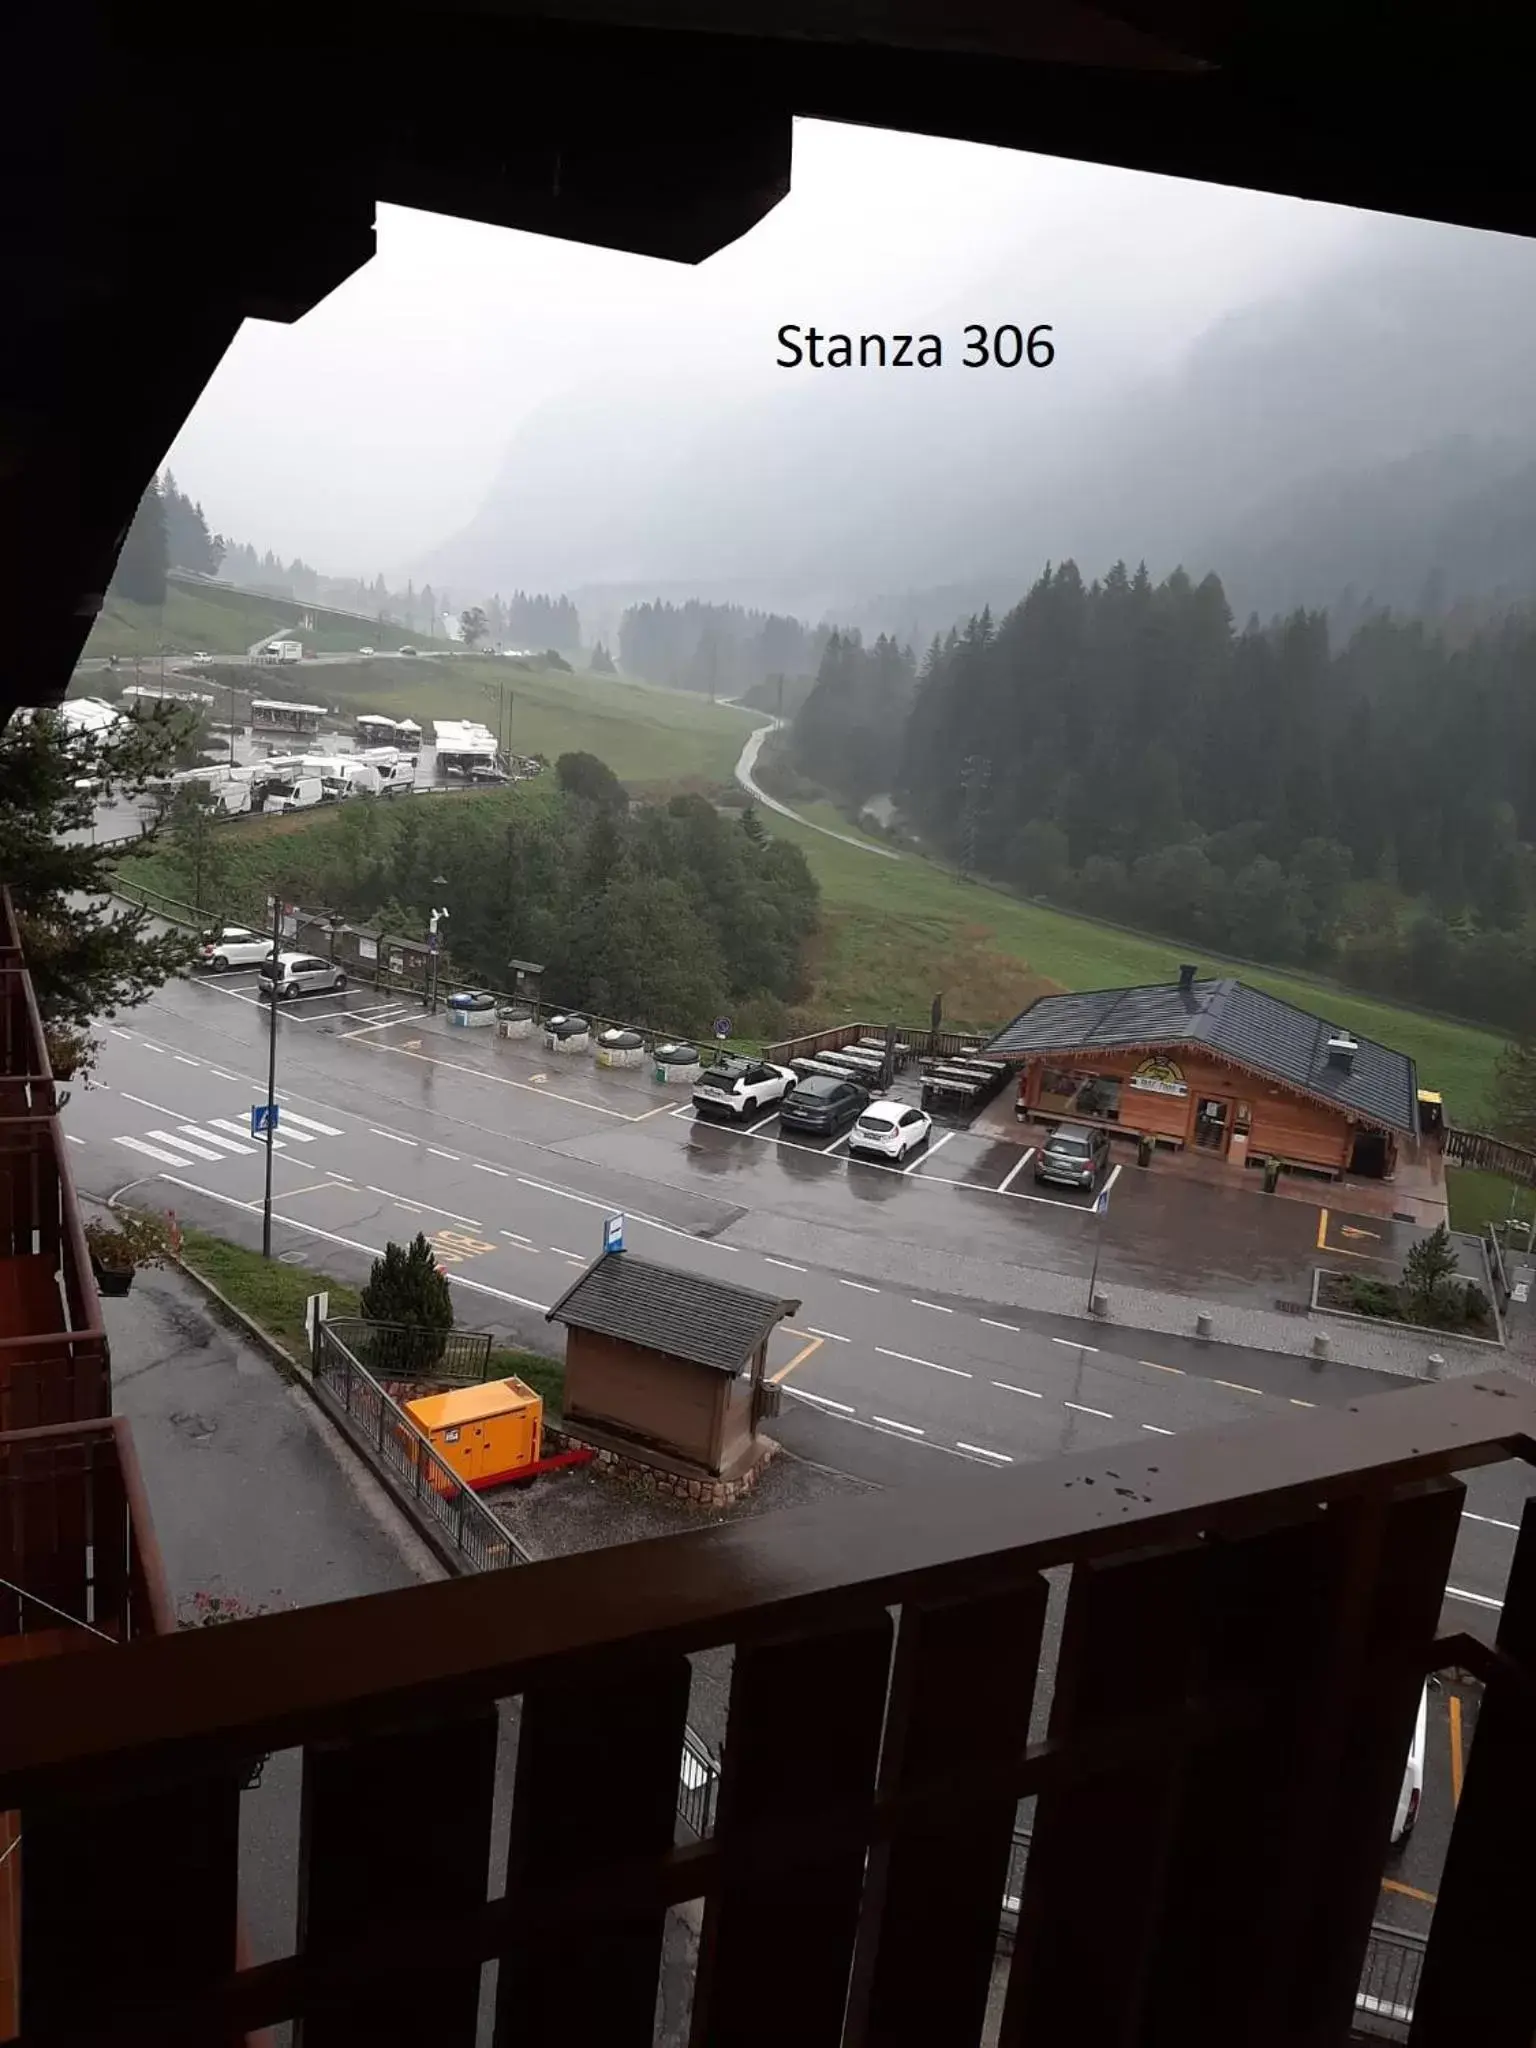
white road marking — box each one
[873,1415,923,1435]
[1446,1585,1503,1610]
[362,1186,482,1227]
[138,1039,169,1054]
[357,1037,635,1119]
[822,1131,851,1155]
[173,1055,201,1067]
[839,1279,879,1293]
[876,1346,971,1379]
[789,1389,855,1414]
[273,1108,345,1137]
[501,1231,533,1244]
[146,1130,223,1162]
[1064,1401,1114,1419]
[120,1090,180,1117]
[1142,1423,1175,1436]
[807,1327,850,1343]
[912,1300,953,1314]
[115,1135,195,1166]
[996,1148,1036,1195]
[1143,1360,1183,1375]
[473,1162,510,1177]
[371,1129,417,1145]
[980,1318,1021,1333]
[748,1110,781,1134]
[551,1248,586,1262]
[1463,1511,1521,1531]
[992,1380,1043,1399]
[342,1015,423,1038]
[1215,1379,1263,1396]
[178,1125,256,1156]
[65,1133,84,1145]
[428,1148,461,1162]
[765,1258,807,1272]
[1101,1162,1123,1199]
[904,1128,956,1175]
[209,1117,286,1151]
[957,1441,1012,1463]
[1290,1398,1316,1408]
[1052,1337,1099,1352]
[210,1070,239,1082]
[110,1028,132,1040]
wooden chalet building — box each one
[986,966,1423,1180]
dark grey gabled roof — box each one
[546,1252,800,1374]
[983,977,1419,1135]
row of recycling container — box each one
[442,991,704,1080]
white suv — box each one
[692,1057,795,1120]
[259,951,347,1000]
[197,926,274,972]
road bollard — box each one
[1195,1311,1213,1339]
[1090,1288,1109,1317]
[1425,1352,1445,1381]
[1311,1332,1330,1362]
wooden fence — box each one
[1445,1126,1536,1187]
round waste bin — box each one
[447,989,497,1029]
[653,1041,702,1085]
[544,1013,590,1053]
[596,1027,646,1069]
[496,1003,535,1040]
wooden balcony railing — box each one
[0,1372,1531,2047]
[0,1116,108,1432]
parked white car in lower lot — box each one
[258,951,347,1000]
[196,926,274,972]
[848,1100,933,1161]
[691,1057,795,1120]
[1390,1683,1428,1845]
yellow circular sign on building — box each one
[1129,1055,1188,1097]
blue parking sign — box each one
[252,1102,280,1137]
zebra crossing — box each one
[115,1104,344,1170]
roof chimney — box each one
[1326,1030,1359,1073]
[1177,963,1198,993]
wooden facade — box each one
[1021,1045,1398,1177]
[564,1327,764,1478]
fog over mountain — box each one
[163,119,1536,641]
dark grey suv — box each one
[1034,1122,1111,1190]
[779,1073,869,1138]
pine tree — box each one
[109,480,168,606]
[1403,1224,1459,1314]
[360,1233,453,1354]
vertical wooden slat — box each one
[689,1615,892,2048]
[1410,1496,1536,2047]
[997,1542,1205,2048]
[1134,1502,1384,2047]
[296,1705,499,2048]
[1280,1478,1463,2046]
[492,1656,692,2048]
[20,1772,241,2035]
[845,1580,1047,2048]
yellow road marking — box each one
[770,1329,825,1385]
[1449,1691,1464,1808]
[1381,1878,1437,1904]
[1316,1206,1329,1251]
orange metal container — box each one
[403,1378,543,1490]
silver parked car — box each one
[258,950,347,1001]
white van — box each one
[262,776,324,814]
[374,758,416,795]
[1390,1683,1428,1844]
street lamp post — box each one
[261,889,283,1258]
[427,875,449,1014]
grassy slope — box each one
[757,811,1504,1118]
[84,580,454,659]
[1445,1169,1536,1237]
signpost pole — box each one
[262,891,281,1258]
[1086,1182,1110,1311]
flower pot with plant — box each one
[85,1209,172,1296]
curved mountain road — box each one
[733,720,901,860]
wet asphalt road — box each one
[64,966,1532,1646]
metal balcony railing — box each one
[0,1373,1530,2046]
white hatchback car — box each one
[848,1100,933,1162]
[196,925,274,972]
[691,1057,795,1120]
[1390,1683,1428,1845]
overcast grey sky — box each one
[164,119,1363,576]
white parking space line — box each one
[992,1380,1043,1399]
[876,1346,971,1379]
[912,1299,952,1314]
[873,1415,924,1435]
[115,1135,191,1166]
[980,1318,1021,1333]
[839,1279,879,1293]
[178,1125,256,1156]
[996,1148,1036,1194]
[1064,1401,1114,1419]
[808,1327,850,1343]
[957,1442,1012,1463]
[765,1258,807,1272]
[822,1131,851,1155]
[1102,1162,1123,1199]
[904,1128,956,1176]
[790,1389,855,1414]
[1052,1337,1099,1353]
[371,1129,417,1145]
[1463,1511,1521,1531]
[1447,1586,1503,1611]
[748,1110,781,1134]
